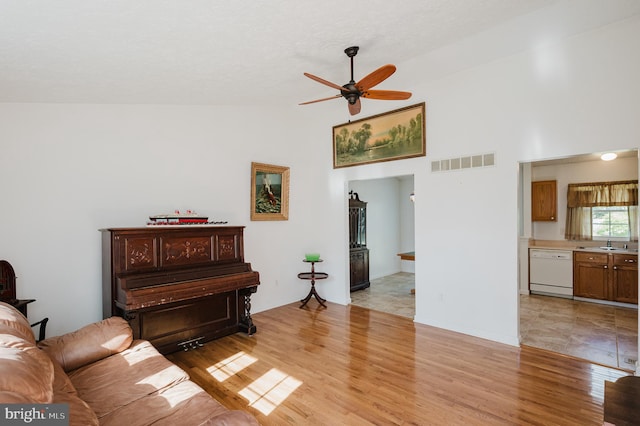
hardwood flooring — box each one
[167,302,630,425]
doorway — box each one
[348,175,416,319]
[519,151,639,371]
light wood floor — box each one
[168,302,630,425]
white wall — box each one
[1,8,638,366]
[321,14,640,347]
[531,156,638,240]
[399,177,416,273]
[0,103,344,336]
[414,15,640,345]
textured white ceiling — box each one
[0,0,638,106]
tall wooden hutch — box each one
[349,191,370,291]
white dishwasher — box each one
[529,249,573,298]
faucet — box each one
[607,239,612,248]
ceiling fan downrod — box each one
[343,46,360,104]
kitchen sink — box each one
[599,247,618,250]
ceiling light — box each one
[601,153,617,161]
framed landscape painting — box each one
[333,102,426,168]
[250,162,290,221]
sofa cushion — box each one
[0,302,35,344]
[54,391,99,426]
[68,340,189,418]
[50,357,77,396]
[0,391,31,403]
[98,380,249,426]
[0,342,53,403]
[38,316,133,372]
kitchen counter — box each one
[529,239,638,254]
[574,246,638,254]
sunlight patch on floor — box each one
[206,351,257,382]
[239,368,302,415]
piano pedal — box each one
[178,336,205,351]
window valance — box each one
[566,180,638,208]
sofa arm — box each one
[38,316,133,372]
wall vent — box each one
[431,152,496,173]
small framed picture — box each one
[250,162,290,221]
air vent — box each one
[431,152,496,173]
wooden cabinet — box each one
[573,252,609,300]
[612,254,638,304]
[573,251,638,304]
[349,192,370,291]
[532,180,557,221]
[350,249,369,292]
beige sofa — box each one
[0,302,259,425]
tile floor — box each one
[350,273,638,371]
[350,272,415,318]
[520,294,638,371]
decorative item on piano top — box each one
[147,210,228,226]
[148,210,207,224]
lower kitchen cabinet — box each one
[573,252,609,300]
[573,251,638,304]
[612,254,639,304]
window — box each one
[565,180,638,241]
[592,206,630,239]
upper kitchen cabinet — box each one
[532,180,557,222]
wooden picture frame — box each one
[333,102,426,168]
[250,162,290,221]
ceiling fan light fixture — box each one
[601,152,617,161]
[346,94,358,104]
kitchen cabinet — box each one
[573,251,638,304]
[573,252,609,300]
[531,180,557,221]
[612,254,638,304]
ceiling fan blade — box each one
[356,64,396,91]
[362,89,412,100]
[348,98,361,115]
[299,94,342,105]
[303,72,345,92]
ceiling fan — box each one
[300,46,412,115]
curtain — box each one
[564,180,638,240]
[629,205,638,242]
[565,207,593,240]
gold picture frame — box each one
[250,162,290,221]
[333,102,426,168]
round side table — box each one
[298,260,328,308]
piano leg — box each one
[238,287,257,335]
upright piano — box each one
[101,226,259,354]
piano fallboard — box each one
[115,269,259,310]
